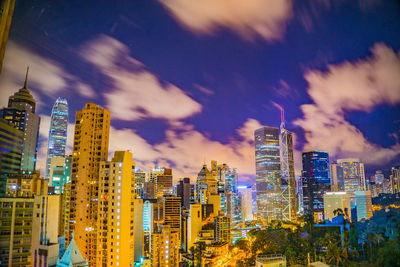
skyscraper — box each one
[254,126,281,222]
[354,190,373,221]
[278,106,297,222]
[68,103,110,266]
[0,118,23,195]
[163,196,182,230]
[337,158,366,193]
[155,168,173,197]
[302,151,330,221]
[391,166,400,193]
[330,163,345,191]
[238,186,253,221]
[0,67,40,171]
[196,163,218,204]
[177,177,191,209]
[97,151,135,266]
[46,97,68,180]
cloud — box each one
[294,43,400,165]
[0,41,95,108]
[109,118,263,183]
[194,84,215,95]
[272,79,298,98]
[158,0,292,41]
[80,35,202,122]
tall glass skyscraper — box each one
[45,97,68,180]
[255,126,282,222]
[0,67,40,171]
[302,151,331,221]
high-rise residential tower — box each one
[97,151,135,266]
[68,103,110,266]
[302,151,331,221]
[45,97,68,180]
[0,67,40,171]
[254,126,282,222]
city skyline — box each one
[0,1,399,184]
[1,1,400,266]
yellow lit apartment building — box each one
[151,225,180,267]
[97,151,135,267]
[68,103,110,266]
[59,182,71,238]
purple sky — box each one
[1,0,400,183]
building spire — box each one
[23,66,29,89]
[280,105,285,130]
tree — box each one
[375,240,400,266]
[326,242,342,266]
[235,239,249,251]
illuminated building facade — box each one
[196,163,218,204]
[188,204,202,250]
[177,177,191,209]
[163,196,182,230]
[0,118,23,196]
[5,170,47,197]
[302,151,330,221]
[337,158,366,193]
[0,189,59,266]
[254,126,282,222]
[238,186,253,221]
[59,182,71,238]
[49,156,68,194]
[214,212,231,243]
[156,168,173,197]
[151,225,180,267]
[97,151,135,266]
[391,166,400,193]
[0,68,40,171]
[68,103,110,266]
[279,107,297,222]
[0,0,15,73]
[355,190,372,221]
[323,192,351,222]
[330,163,345,191]
[45,97,68,180]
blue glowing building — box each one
[45,97,68,180]
[302,151,331,221]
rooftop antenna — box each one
[272,101,285,130]
[23,66,29,89]
[279,104,285,130]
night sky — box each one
[1,0,400,184]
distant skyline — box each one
[0,0,399,183]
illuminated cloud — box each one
[80,35,202,122]
[0,42,95,108]
[294,43,400,165]
[158,0,292,41]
